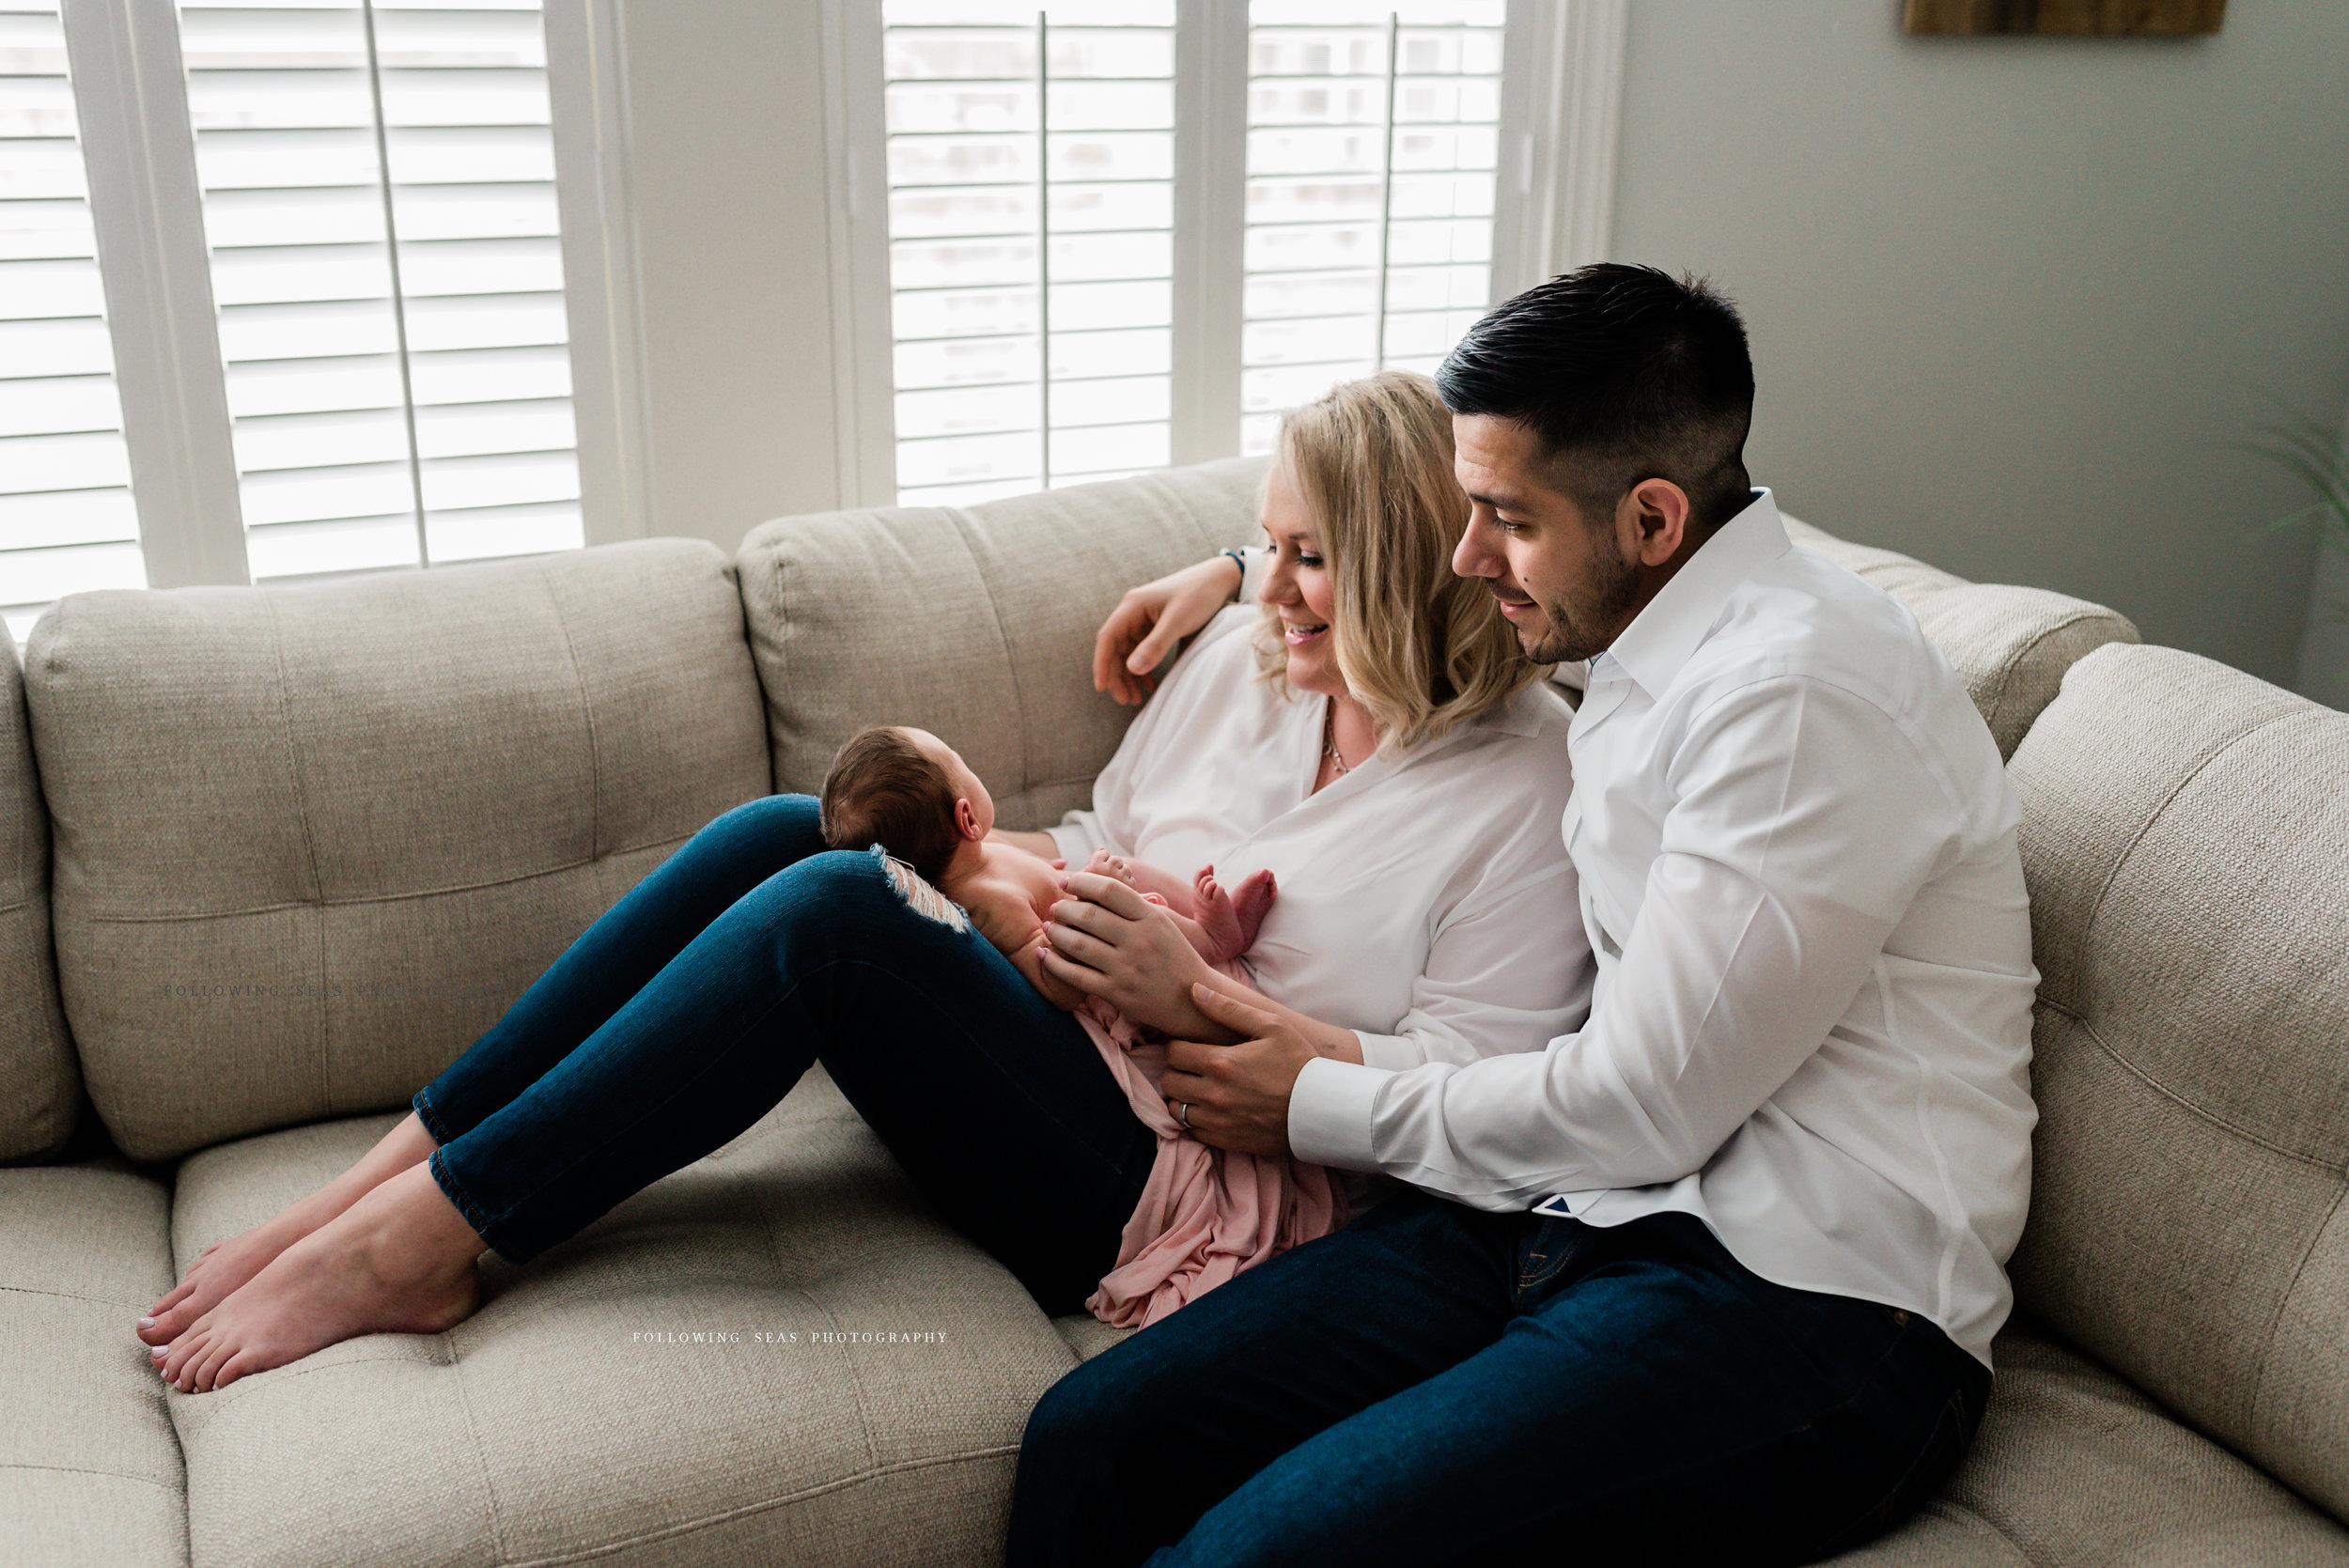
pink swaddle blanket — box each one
[1075,978,1346,1328]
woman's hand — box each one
[1039,872,1231,1038]
[1092,554,1243,706]
[1160,987,1357,1157]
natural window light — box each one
[877,0,1505,505]
[0,0,146,644]
[1239,0,1501,454]
[882,0,1178,508]
[180,0,583,580]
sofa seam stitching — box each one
[1989,612,2130,737]
[0,1282,147,1309]
[262,593,334,1122]
[946,505,1034,800]
[74,834,695,923]
[443,1329,515,1564]
[543,561,604,870]
[732,1162,883,1477]
[0,1460,179,1492]
[2248,1183,2347,1460]
[2037,1001,2341,1173]
[2059,703,2307,1009]
[490,1446,1021,1568]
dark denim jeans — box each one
[1011,1189,1991,1568]
[412,793,1157,1314]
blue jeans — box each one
[1010,1189,1990,1567]
[412,793,1158,1314]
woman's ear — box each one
[955,798,985,841]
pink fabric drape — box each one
[1076,978,1346,1328]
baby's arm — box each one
[961,880,1090,1012]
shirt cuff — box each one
[1287,1056,1390,1172]
[1237,545,1268,606]
[1351,1031,1423,1073]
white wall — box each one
[1607,0,2349,691]
[599,0,854,556]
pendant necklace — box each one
[1323,700,1352,776]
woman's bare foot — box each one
[139,1113,440,1348]
[149,1160,483,1394]
[1193,866,1278,962]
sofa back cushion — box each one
[736,457,1267,830]
[24,541,771,1160]
[1784,515,2139,757]
[2007,642,2349,1521]
[0,635,77,1162]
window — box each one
[182,0,582,580]
[874,0,1517,506]
[3,0,593,641]
[1239,1,1501,454]
[881,1,1177,507]
[0,0,144,643]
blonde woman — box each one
[136,371,1589,1398]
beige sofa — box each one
[3,457,2343,1567]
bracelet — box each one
[1219,547,1250,603]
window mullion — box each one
[58,0,249,588]
[1171,0,1246,466]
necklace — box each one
[1322,701,1352,776]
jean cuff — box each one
[425,1147,515,1263]
[411,1085,456,1146]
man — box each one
[1013,264,2039,1566]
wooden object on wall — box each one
[1903,0,2226,34]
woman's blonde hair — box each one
[1255,369,1543,753]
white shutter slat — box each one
[879,3,1176,505]
[183,0,582,576]
[0,0,146,642]
[1237,3,1503,454]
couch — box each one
[3,456,2344,1567]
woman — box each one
[135,372,1589,1394]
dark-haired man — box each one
[1011,264,2038,1566]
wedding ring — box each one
[1176,1100,1191,1127]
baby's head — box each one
[818,726,994,886]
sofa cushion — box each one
[736,458,1267,831]
[1783,516,2139,758]
[1831,1316,2349,1566]
[1,630,77,1162]
[23,541,772,1160]
[2005,642,2349,1524]
[163,1066,1077,1568]
[0,1167,186,1566]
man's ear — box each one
[1620,477,1693,567]
[954,798,984,841]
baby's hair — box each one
[819,726,962,886]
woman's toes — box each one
[162,1326,209,1386]
[193,1337,235,1393]
[213,1349,254,1392]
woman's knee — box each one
[692,792,824,865]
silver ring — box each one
[1176,1100,1191,1127]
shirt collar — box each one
[1603,488,1789,700]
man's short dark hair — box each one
[1436,263,1755,530]
[819,726,961,886]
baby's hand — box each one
[1082,849,1140,889]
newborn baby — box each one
[817,724,1335,1331]
[817,725,1277,1009]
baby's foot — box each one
[1193,866,1277,962]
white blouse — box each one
[1049,606,1590,1071]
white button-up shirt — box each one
[1287,490,2039,1367]
[1050,606,1591,1079]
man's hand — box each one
[1159,986,1326,1157]
[1092,554,1243,706]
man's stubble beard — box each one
[1518,529,1643,665]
